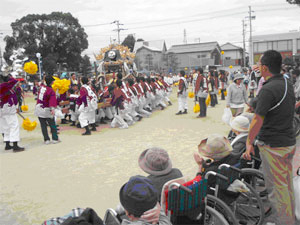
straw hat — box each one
[197,134,232,162]
[230,115,250,133]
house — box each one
[252,31,300,64]
[134,40,167,72]
[220,43,244,67]
[167,42,222,73]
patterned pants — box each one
[258,144,296,225]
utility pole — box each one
[0,32,3,69]
[112,20,127,44]
[183,29,187,44]
[248,6,253,66]
[242,20,246,67]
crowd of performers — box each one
[31,72,173,144]
[1,67,255,151]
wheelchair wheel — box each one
[207,194,239,225]
[205,206,230,225]
[241,168,266,197]
[233,182,264,225]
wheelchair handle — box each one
[168,183,192,194]
[179,185,193,194]
[250,154,261,163]
[204,171,228,181]
[229,166,242,173]
[215,173,229,181]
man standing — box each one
[35,75,60,144]
[77,76,98,135]
[176,70,188,115]
[194,68,208,118]
[244,50,296,225]
[0,75,25,151]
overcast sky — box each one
[0,0,300,60]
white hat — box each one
[233,73,244,81]
[230,116,250,133]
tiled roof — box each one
[221,43,243,51]
[133,40,166,52]
[167,42,219,54]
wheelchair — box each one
[210,163,266,225]
[160,172,237,225]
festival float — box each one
[95,44,137,82]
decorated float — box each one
[95,44,137,82]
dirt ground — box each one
[0,90,299,225]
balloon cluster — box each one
[23,61,38,75]
[52,77,71,94]
[22,118,37,131]
[21,105,29,112]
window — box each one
[225,57,231,60]
[258,42,267,52]
[254,43,258,52]
[197,54,207,58]
[272,41,278,50]
[287,40,292,51]
[267,42,273,50]
[278,40,288,51]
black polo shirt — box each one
[255,74,296,147]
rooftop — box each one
[252,31,300,42]
[167,42,220,54]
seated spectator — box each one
[193,134,240,204]
[119,175,171,225]
[138,147,183,201]
[229,115,250,157]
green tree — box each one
[80,55,92,76]
[287,0,300,5]
[121,34,135,51]
[4,12,88,74]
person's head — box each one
[197,134,232,163]
[292,69,300,78]
[127,78,134,86]
[233,73,244,85]
[197,67,203,75]
[119,175,158,219]
[45,75,55,87]
[81,76,88,85]
[116,79,122,88]
[136,76,141,83]
[138,147,172,176]
[180,70,185,77]
[72,84,79,92]
[230,115,250,135]
[117,72,123,80]
[69,89,75,95]
[71,73,76,79]
[140,76,145,82]
[259,50,282,79]
[151,78,155,83]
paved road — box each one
[0,91,299,225]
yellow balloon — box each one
[21,105,29,111]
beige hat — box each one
[230,115,250,133]
[138,147,172,176]
[198,134,232,162]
